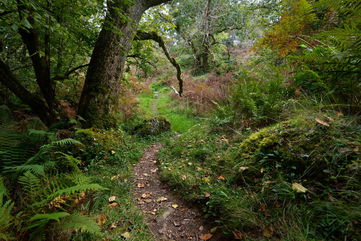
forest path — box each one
[132,143,217,241]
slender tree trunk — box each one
[78,0,170,128]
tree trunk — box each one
[78,0,169,128]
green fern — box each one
[57,214,101,234]
[0,178,14,241]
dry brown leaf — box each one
[315,118,330,127]
[199,233,213,240]
[97,214,107,226]
[239,166,249,171]
[217,175,225,181]
[141,193,151,199]
[108,202,119,207]
[233,230,243,240]
[137,183,145,188]
[204,192,211,198]
[171,204,179,209]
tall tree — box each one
[77,0,170,128]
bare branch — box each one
[135,31,183,96]
[51,63,90,81]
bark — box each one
[78,0,170,128]
[17,0,56,113]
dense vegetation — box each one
[1,0,360,240]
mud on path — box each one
[133,143,219,241]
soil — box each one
[133,143,221,241]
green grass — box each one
[138,83,200,133]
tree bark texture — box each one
[78,0,170,128]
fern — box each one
[57,214,101,234]
[5,164,45,176]
[0,178,14,241]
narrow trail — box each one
[133,143,217,241]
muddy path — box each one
[133,143,220,241]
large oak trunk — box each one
[78,0,170,128]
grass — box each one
[138,82,200,133]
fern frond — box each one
[57,214,101,234]
[42,138,82,149]
[0,178,14,241]
[4,165,45,176]
[32,184,107,208]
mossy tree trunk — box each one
[78,0,170,128]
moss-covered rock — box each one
[132,117,171,136]
[233,114,361,194]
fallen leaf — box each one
[204,192,211,198]
[292,183,308,193]
[171,204,179,209]
[121,231,131,239]
[111,150,116,154]
[156,197,168,202]
[137,183,145,188]
[143,173,149,176]
[141,193,151,199]
[110,222,117,229]
[233,230,243,239]
[181,175,187,180]
[108,195,117,203]
[210,226,218,233]
[199,233,213,240]
[217,175,225,181]
[315,118,330,127]
[202,177,211,183]
[97,214,107,226]
[262,226,273,238]
[108,202,119,207]
[239,166,249,171]
[150,168,158,173]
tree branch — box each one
[135,31,183,96]
[51,63,90,81]
[0,60,52,125]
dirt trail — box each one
[133,143,218,241]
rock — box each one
[132,117,171,136]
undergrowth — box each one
[158,112,361,240]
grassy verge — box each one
[75,128,154,241]
[138,82,200,133]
